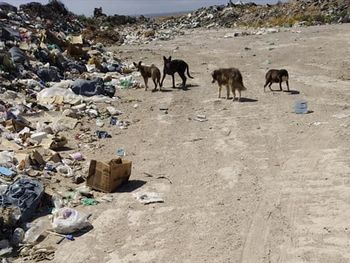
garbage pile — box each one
[101,0,350,45]
[0,1,144,260]
[0,91,136,259]
[79,7,148,45]
[152,0,350,30]
[0,91,135,259]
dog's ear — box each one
[163,56,167,61]
[168,56,172,61]
[138,61,142,66]
[133,62,137,67]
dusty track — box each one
[24,24,350,263]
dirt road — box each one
[39,24,350,263]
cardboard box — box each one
[87,158,132,193]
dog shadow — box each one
[285,90,300,95]
[157,89,173,93]
[186,84,199,88]
[170,83,199,91]
[268,89,300,95]
[239,97,258,103]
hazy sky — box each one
[8,0,283,16]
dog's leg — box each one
[172,74,176,88]
[269,82,273,91]
[152,78,157,91]
[232,88,236,101]
[218,84,222,98]
[144,77,149,91]
[286,80,290,92]
[238,89,242,102]
[279,81,283,91]
[264,80,269,92]
[160,71,166,87]
[226,84,230,99]
[158,76,161,91]
[178,71,187,90]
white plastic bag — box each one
[37,87,81,105]
[56,164,73,177]
[52,208,91,234]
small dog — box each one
[211,68,246,101]
[160,56,193,89]
[264,69,289,92]
[133,61,161,91]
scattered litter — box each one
[0,167,15,177]
[52,208,91,234]
[23,220,47,244]
[70,152,84,161]
[143,172,172,184]
[46,231,74,244]
[119,76,136,89]
[310,121,328,126]
[96,131,112,139]
[0,178,44,222]
[95,119,104,128]
[294,100,308,114]
[87,158,132,193]
[81,198,98,206]
[193,114,208,122]
[110,117,118,125]
[0,240,12,257]
[333,112,350,119]
[11,227,25,246]
[134,192,164,205]
[116,148,126,157]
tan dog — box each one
[133,61,161,91]
[211,68,246,101]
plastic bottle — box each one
[23,220,46,244]
[11,228,25,246]
[294,100,308,114]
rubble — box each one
[155,0,350,29]
[0,1,144,260]
[112,0,350,45]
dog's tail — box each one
[232,75,246,91]
[186,64,194,79]
[237,81,247,91]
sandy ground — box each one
[20,23,350,262]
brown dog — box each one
[264,69,289,92]
[133,61,161,91]
[211,68,246,101]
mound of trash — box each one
[154,0,350,30]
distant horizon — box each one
[8,0,288,16]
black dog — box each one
[160,56,193,89]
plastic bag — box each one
[119,76,135,89]
[56,164,73,177]
[0,179,44,222]
[37,87,81,105]
[0,151,14,165]
[52,208,91,234]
